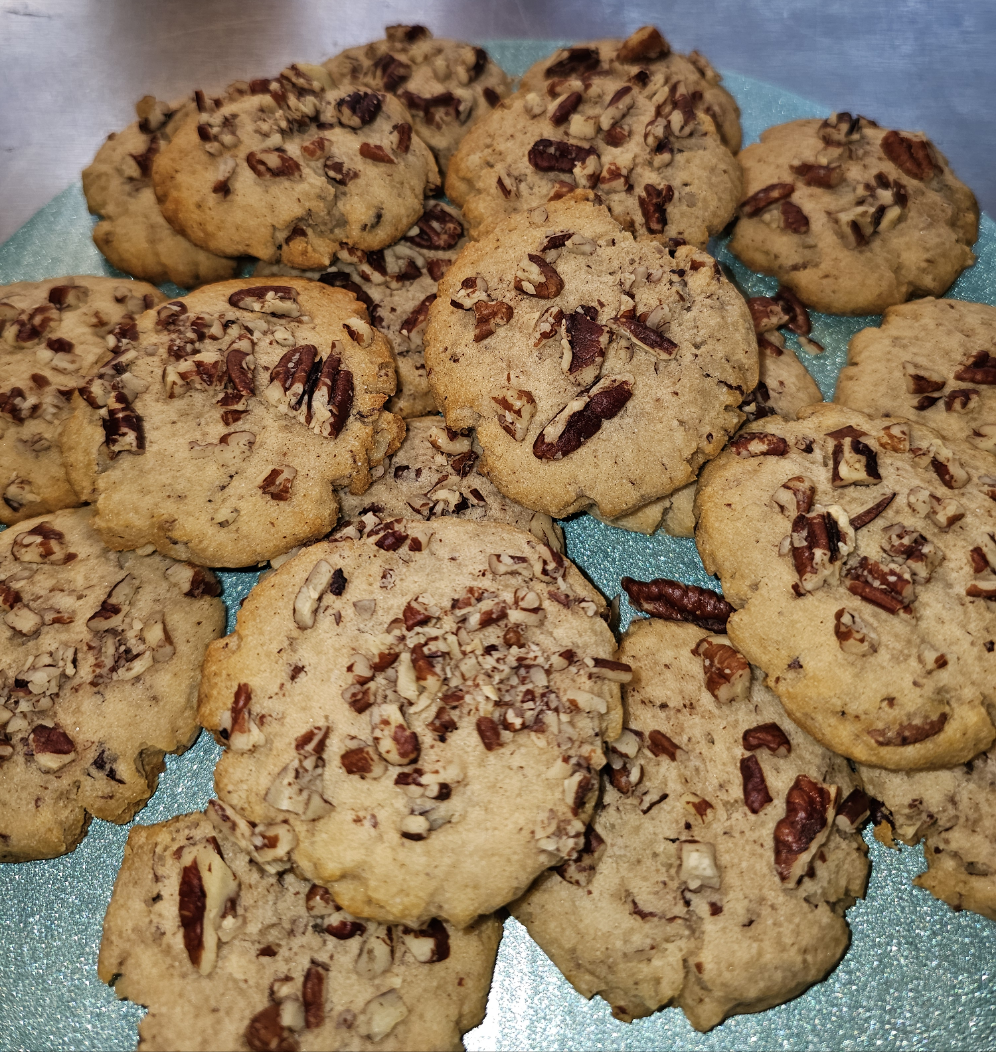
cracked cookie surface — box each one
[695,403,996,769]
[59,278,404,567]
[99,808,501,1052]
[0,276,165,526]
[446,27,742,243]
[0,508,224,862]
[424,196,757,521]
[512,616,868,1032]
[729,116,979,315]
[198,516,622,928]
[325,26,511,176]
[153,64,439,267]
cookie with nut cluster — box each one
[859,751,996,921]
[153,63,440,268]
[99,808,501,1051]
[257,201,469,418]
[325,25,512,175]
[836,298,996,459]
[728,115,979,315]
[59,278,404,567]
[511,614,868,1032]
[445,26,742,243]
[335,416,564,552]
[1,276,165,526]
[83,94,239,288]
[0,508,224,862]
[424,195,757,522]
[695,403,996,769]
[198,516,623,928]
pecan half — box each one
[406,204,464,249]
[773,774,832,881]
[743,723,792,756]
[533,375,632,460]
[741,183,795,217]
[638,183,673,234]
[693,636,751,703]
[740,755,772,814]
[622,577,733,632]
[881,130,936,181]
[514,254,564,298]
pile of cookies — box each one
[2,22,994,1051]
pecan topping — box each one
[773,476,816,517]
[743,723,792,756]
[548,91,582,126]
[617,25,669,61]
[730,432,789,457]
[954,350,996,386]
[246,150,302,178]
[647,729,680,760]
[881,130,936,181]
[303,964,326,1029]
[12,522,75,564]
[476,716,502,751]
[833,607,879,655]
[102,393,146,459]
[693,636,751,703]
[903,360,946,394]
[527,138,599,175]
[868,713,948,747]
[748,297,791,334]
[226,348,255,398]
[555,825,606,887]
[829,433,881,487]
[359,142,395,164]
[514,254,564,298]
[638,183,673,234]
[544,47,600,79]
[406,204,463,250]
[563,308,608,383]
[850,492,896,530]
[611,315,677,356]
[790,506,853,592]
[492,389,536,441]
[622,577,733,632]
[845,556,914,614]
[789,161,844,188]
[773,775,831,881]
[259,465,297,501]
[741,183,795,217]
[835,788,871,832]
[473,300,514,342]
[533,375,633,460]
[399,294,436,340]
[229,286,300,316]
[740,755,772,813]
[781,200,810,233]
[336,91,382,127]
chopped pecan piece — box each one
[102,392,145,458]
[29,724,76,771]
[533,375,632,459]
[881,130,936,181]
[850,492,896,530]
[748,297,791,334]
[740,755,772,814]
[743,723,792,756]
[930,441,970,489]
[528,138,599,177]
[791,506,853,592]
[638,183,673,234]
[693,636,750,703]
[731,432,789,457]
[473,300,514,342]
[406,203,464,249]
[246,150,302,178]
[555,825,606,887]
[548,91,582,126]
[12,522,75,565]
[789,161,844,188]
[259,465,297,501]
[953,350,996,386]
[647,729,680,760]
[828,433,881,487]
[399,294,436,340]
[622,577,733,632]
[617,25,669,61]
[780,200,810,233]
[868,713,948,747]
[562,308,608,384]
[773,774,832,881]
[845,556,914,614]
[358,142,395,164]
[833,607,879,655]
[903,360,946,394]
[741,182,795,217]
[476,716,502,751]
[514,254,564,298]
[545,46,601,78]
[611,315,677,356]
[492,389,536,441]
[772,476,816,517]
[229,286,300,316]
[337,91,382,127]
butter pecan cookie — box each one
[728,115,979,315]
[83,94,238,288]
[153,64,440,268]
[695,403,996,769]
[257,201,469,418]
[0,276,164,526]
[198,516,623,927]
[335,416,564,551]
[59,278,404,567]
[836,298,996,458]
[99,808,501,1051]
[325,26,512,175]
[423,195,757,522]
[0,508,224,862]
[446,27,742,243]
[512,614,868,1032]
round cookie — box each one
[198,516,623,928]
[1,276,165,526]
[446,27,742,244]
[335,416,564,551]
[153,64,440,268]
[728,115,979,315]
[59,278,404,568]
[695,403,996,770]
[325,25,512,175]
[99,808,501,1052]
[257,201,470,418]
[0,508,225,862]
[512,615,869,1032]
[83,94,239,288]
[860,752,996,921]
[836,298,996,458]
[424,195,757,521]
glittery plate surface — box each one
[1,42,995,1052]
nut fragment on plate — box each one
[446,26,742,243]
[0,276,165,526]
[324,27,512,174]
[153,64,440,267]
[83,93,238,288]
[729,116,979,314]
[98,809,501,1051]
[511,617,868,1032]
[695,402,996,769]
[198,517,622,927]
[58,278,404,567]
[0,507,224,862]
[424,195,756,522]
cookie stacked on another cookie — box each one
[729,115,979,315]
[0,508,225,862]
[446,27,742,244]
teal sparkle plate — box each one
[1,42,995,1052]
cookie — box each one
[446,27,742,244]
[59,278,404,568]
[83,94,239,288]
[695,403,996,769]
[728,115,979,315]
[512,614,869,1031]
[198,515,623,928]
[257,201,469,418]
[325,26,512,175]
[335,416,564,551]
[0,508,224,862]
[836,298,996,458]
[153,64,440,268]
[98,808,501,1051]
[1,276,165,526]
[424,195,757,521]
